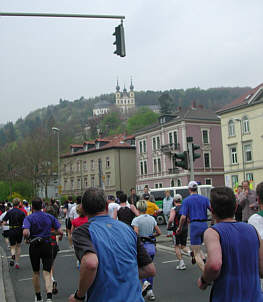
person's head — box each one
[242,180,250,191]
[68,196,73,203]
[76,196,82,205]
[210,187,236,220]
[23,200,28,206]
[116,191,123,199]
[130,187,136,195]
[107,195,115,204]
[237,185,243,194]
[7,202,12,209]
[119,193,127,204]
[144,186,149,194]
[81,187,106,216]
[136,200,147,213]
[31,197,43,211]
[173,194,182,205]
[165,190,170,198]
[76,204,85,217]
[256,182,263,205]
[13,198,20,207]
[45,205,56,217]
[143,193,150,201]
[188,181,198,193]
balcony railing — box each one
[168,168,180,174]
[161,143,180,154]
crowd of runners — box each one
[0,180,263,302]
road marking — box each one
[59,254,74,257]
[18,277,32,282]
[162,259,179,264]
[6,249,74,259]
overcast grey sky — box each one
[1,0,262,123]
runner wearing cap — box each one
[177,181,210,272]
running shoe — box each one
[46,299,52,302]
[176,260,186,270]
[190,251,196,265]
[147,289,156,301]
[52,281,58,295]
[10,255,15,266]
[142,281,151,297]
[34,296,43,302]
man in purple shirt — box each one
[23,198,63,302]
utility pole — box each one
[187,137,194,181]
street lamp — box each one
[234,118,246,180]
[52,127,61,199]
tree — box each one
[158,93,174,114]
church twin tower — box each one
[115,79,136,113]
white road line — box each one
[18,277,32,282]
[59,254,74,257]
[6,249,74,259]
[162,259,179,264]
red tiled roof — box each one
[70,144,83,148]
[83,140,95,145]
[124,135,135,140]
[218,83,263,113]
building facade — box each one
[135,107,225,194]
[93,100,111,116]
[115,79,136,113]
[217,83,263,189]
[60,135,136,197]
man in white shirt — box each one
[107,195,120,218]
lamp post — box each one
[52,127,61,199]
[234,118,246,180]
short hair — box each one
[165,190,170,194]
[136,200,147,212]
[32,197,43,211]
[81,187,106,215]
[210,187,236,219]
[45,205,56,217]
[76,204,85,217]
[116,191,123,199]
[68,196,73,201]
[76,196,82,205]
[13,198,20,207]
[189,187,198,192]
[119,193,127,203]
[130,187,135,192]
[242,180,249,186]
[144,185,149,189]
[256,182,263,204]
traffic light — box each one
[174,151,189,170]
[192,144,201,161]
[113,23,126,57]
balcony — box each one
[161,143,180,154]
[168,168,180,174]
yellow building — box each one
[217,83,263,189]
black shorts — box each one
[29,240,53,272]
[66,218,72,230]
[173,229,188,246]
[2,230,9,238]
[51,244,59,262]
[8,229,23,246]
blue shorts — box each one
[190,222,208,245]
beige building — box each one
[217,83,263,189]
[60,135,136,197]
[115,79,135,114]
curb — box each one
[0,247,16,302]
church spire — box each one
[130,77,134,91]
[116,78,120,92]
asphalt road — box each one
[0,232,210,302]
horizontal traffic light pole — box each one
[0,12,125,20]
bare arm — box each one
[198,228,222,290]
[130,204,140,216]
[23,228,30,239]
[177,215,186,231]
[113,208,118,220]
[168,209,175,227]
[139,262,156,279]
[257,232,263,278]
[133,226,139,235]
[153,225,161,237]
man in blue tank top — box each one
[68,187,156,302]
[177,181,210,271]
[198,187,263,302]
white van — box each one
[149,185,212,224]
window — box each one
[231,175,238,187]
[230,147,238,164]
[204,153,210,168]
[152,136,160,151]
[168,131,178,146]
[205,178,212,185]
[106,157,110,168]
[152,137,156,151]
[246,173,253,181]
[140,162,144,175]
[228,120,235,137]
[63,164,67,173]
[177,179,182,186]
[143,140,147,153]
[154,183,163,188]
[84,177,88,188]
[106,174,110,186]
[139,140,147,153]
[139,141,143,154]
[140,161,148,175]
[159,183,163,188]
[157,158,161,173]
[169,132,173,145]
[64,179,67,189]
[77,178,81,189]
[202,130,209,144]
[157,136,160,150]
[91,175,95,187]
[91,160,95,170]
[144,161,148,175]
[244,144,252,162]
[242,116,250,134]
[70,162,73,172]
[83,161,87,171]
[153,159,157,174]
[77,161,81,172]
[155,183,158,188]
[70,179,74,190]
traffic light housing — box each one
[174,151,189,170]
[113,23,126,57]
[192,144,201,161]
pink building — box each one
[135,107,224,193]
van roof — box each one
[150,185,212,192]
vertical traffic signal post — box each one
[0,11,126,58]
[187,137,201,181]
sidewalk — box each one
[0,246,16,302]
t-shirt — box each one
[107,202,120,218]
[0,212,10,231]
[72,215,152,302]
[23,211,60,239]
[19,207,28,216]
[172,205,188,232]
[3,208,25,227]
[248,212,263,239]
[72,216,88,229]
[69,205,79,220]
[180,194,210,222]
[162,196,173,215]
[146,201,159,216]
[66,202,76,219]
[131,214,157,237]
